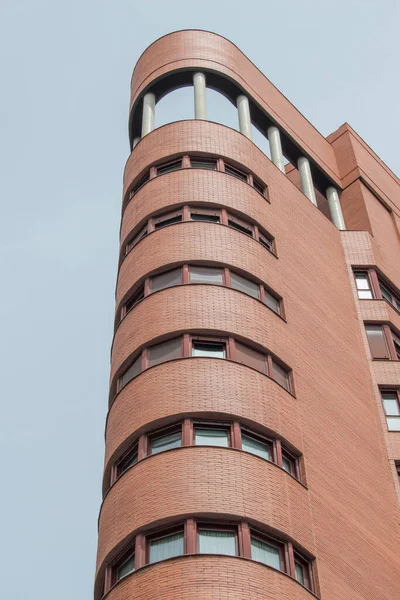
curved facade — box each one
[96,30,400,600]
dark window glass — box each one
[259,231,274,252]
[379,282,393,303]
[120,355,141,388]
[198,529,237,555]
[127,226,148,252]
[192,341,226,358]
[132,172,149,194]
[224,164,248,181]
[253,178,266,195]
[151,268,182,293]
[392,331,400,359]
[191,158,217,170]
[271,360,290,391]
[189,266,224,284]
[294,554,312,590]
[115,553,135,581]
[282,450,296,476]
[263,289,281,314]
[148,531,184,564]
[117,445,138,475]
[148,337,182,367]
[194,426,230,447]
[228,215,253,236]
[365,325,390,359]
[157,159,182,175]
[355,272,373,299]
[242,433,271,460]
[150,428,182,455]
[125,286,145,314]
[230,272,259,298]
[235,341,266,374]
[191,213,220,222]
[251,536,281,570]
[154,214,182,229]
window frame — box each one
[193,421,233,448]
[190,335,228,359]
[147,424,183,456]
[250,529,286,571]
[156,157,184,176]
[240,429,274,462]
[110,545,136,587]
[189,156,218,170]
[196,522,239,556]
[294,551,314,591]
[145,525,185,566]
[365,323,400,360]
[380,388,400,431]
[224,162,249,183]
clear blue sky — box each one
[0,1,398,598]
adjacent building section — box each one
[96,30,400,600]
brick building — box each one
[95,30,400,600]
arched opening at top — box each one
[155,86,195,129]
[206,87,239,132]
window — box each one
[253,177,266,196]
[194,425,230,447]
[149,427,182,455]
[294,553,312,589]
[131,172,149,195]
[263,289,281,315]
[148,530,184,564]
[153,210,183,229]
[191,157,217,170]
[230,271,259,298]
[157,159,182,175]
[379,281,400,312]
[235,341,267,374]
[148,337,182,367]
[282,450,297,476]
[271,359,291,391]
[258,230,274,252]
[126,225,148,253]
[224,163,248,182]
[251,534,281,570]
[392,330,400,360]
[125,286,145,314]
[227,213,253,236]
[365,325,390,359]
[381,390,400,431]
[242,433,271,460]
[117,444,138,476]
[198,527,237,556]
[114,550,135,582]
[150,268,182,293]
[120,355,141,389]
[192,340,226,358]
[189,208,221,223]
[189,265,224,285]
[354,271,373,299]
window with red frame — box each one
[365,324,400,360]
[353,269,400,312]
[147,527,185,565]
[250,531,284,570]
[381,390,400,431]
[110,546,135,586]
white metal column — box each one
[326,186,346,230]
[141,92,156,137]
[267,126,285,173]
[237,95,252,140]
[193,72,207,120]
[298,156,317,205]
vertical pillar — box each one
[326,186,346,230]
[237,95,252,140]
[297,156,317,205]
[267,126,285,173]
[141,92,155,137]
[132,137,140,149]
[193,72,207,120]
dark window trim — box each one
[353,268,400,314]
[380,388,400,432]
[365,322,400,361]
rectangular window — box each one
[126,225,148,253]
[258,230,274,252]
[120,355,142,389]
[157,159,182,175]
[227,213,253,236]
[149,427,182,455]
[125,286,145,314]
[192,341,226,358]
[381,391,400,431]
[271,360,290,391]
[354,271,373,299]
[250,535,281,570]
[392,330,400,360]
[115,551,135,582]
[151,268,182,293]
[148,530,184,564]
[189,265,224,285]
[230,271,259,299]
[117,444,138,476]
[189,208,221,223]
[224,163,248,182]
[282,451,296,476]
[153,210,183,229]
[263,289,281,315]
[294,553,312,590]
[253,177,266,196]
[194,426,230,447]
[148,337,183,367]
[365,325,390,359]
[235,341,267,374]
[190,158,217,170]
[131,172,149,194]
[198,528,237,555]
[241,433,271,460]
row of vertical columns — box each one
[135,77,345,230]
